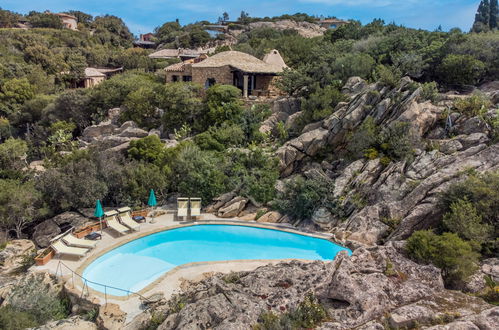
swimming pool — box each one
[82,224,351,296]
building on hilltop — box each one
[54,13,78,30]
[316,18,348,29]
[149,48,208,61]
[133,33,156,49]
[80,67,123,88]
[164,49,287,98]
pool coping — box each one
[73,220,348,301]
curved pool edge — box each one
[75,220,351,301]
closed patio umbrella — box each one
[148,189,157,223]
[94,200,104,234]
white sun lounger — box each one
[51,240,89,258]
[117,207,140,231]
[105,210,130,235]
[190,198,201,217]
[62,234,97,249]
[177,198,189,218]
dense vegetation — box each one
[406,172,499,289]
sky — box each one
[1,0,480,36]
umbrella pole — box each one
[100,216,103,237]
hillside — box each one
[0,6,498,330]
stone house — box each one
[55,13,78,30]
[80,67,123,88]
[316,18,348,29]
[164,50,288,97]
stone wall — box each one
[165,64,193,83]
[192,65,233,86]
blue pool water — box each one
[82,224,351,296]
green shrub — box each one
[376,65,401,88]
[453,94,492,117]
[273,176,342,220]
[0,306,37,330]
[438,54,486,86]
[420,82,439,103]
[253,293,328,330]
[442,199,491,244]
[6,275,71,325]
[440,172,499,256]
[406,230,479,287]
[300,85,348,124]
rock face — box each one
[33,212,90,248]
[32,316,97,330]
[248,20,326,38]
[96,303,126,330]
[259,97,301,135]
[270,77,499,245]
[154,245,493,329]
[80,119,149,152]
[0,240,36,276]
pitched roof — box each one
[149,48,205,59]
[149,49,180,59]
[55,13,77,20]
[263,49,288,70]
[164,61,187,72]
[192,51,285,74]
[85,68,106,78]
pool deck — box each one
[33,209,336,323]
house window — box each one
[183,75,192,82]
[205,78,216,88]
[172,75,179,82]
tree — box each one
[443,199,492,244]
[170,145,229,204]
[121,86,160,129]
[0,138,28,179]
[406,230,480,287]
[159,83,203,133]
[0,179,40,238]
[128,135,166,164]
[238,11,250,24]
[274,176,339,220]
[472,0,499,32]
[36,157,108,213]
[438,54,485,86]
[491,0,499,29]
[0,78,36,116]
[67,10,93,26]
[27,12,63,29]
[205,85,243,126]
[0,8,20,28]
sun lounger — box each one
[62,234,97,249]
[105,210,130,235]
[51,240,89,258]
[177,198,189,218]
[190,198,201,217]
[117,207,140,231]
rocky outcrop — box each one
[277,77,442,177]
[464,258,499,293]
[32,316,97,330]
[0,240,35,276]
[96,303,126,330]
[33,212,90,248]
[269,77,499,245]
[259,97,301,135]
[217,197,248,218]
[248,20,326,38]
[153,245,493,329]
[80,119,149,152]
